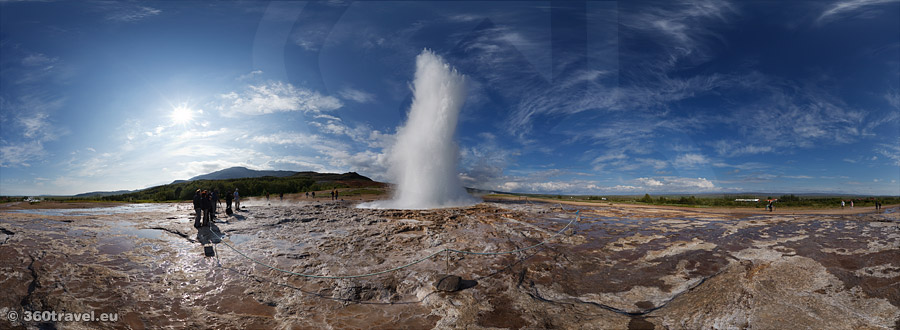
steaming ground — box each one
[1,198,898,329]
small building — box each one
[734,198,759,202]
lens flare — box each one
[170,105,194,125]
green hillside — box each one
[92,172,381,202]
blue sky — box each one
[1,0,898,196]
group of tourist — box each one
[841,200,883,210]
[303,189,340,200]
[330,189,339,201]
[193,188,240,229]
[193,188,346,229]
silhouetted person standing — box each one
[201,190,212,227]
[225,190,233,212]
[193,189,202,228]
[210,190,218,220]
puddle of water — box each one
[97,237,135,255]
[10,203,174,216]
[228,233,256,245]
[104,220,169,240]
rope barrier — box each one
[208,210,579,279]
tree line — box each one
[631,193,900,208]
[98,176,349,202]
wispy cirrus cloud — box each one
[250,131,333,148]
[216,81,342,117]
[338,87,376,103]
[0,94,66,167]
[0,141,46,167]
[471,1,741,138]
[711,140,773,157]
[237,70,264,81]
[886,89,900,109]
[816,0,899,25]
[620,0,737,69]
[876,138,900,166]
[731,82,877,148]
[21,53,58,67]
[3,46,74,85]
[672,153,710,168]
[99,2,162,22]
[481,174,718,194]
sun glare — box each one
[170,105,194,125]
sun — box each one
[170,105,194,125]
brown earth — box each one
[488,194,898,216]
[0,198,897,329]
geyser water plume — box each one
[360,50,476,209]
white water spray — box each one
[361,50,476,209]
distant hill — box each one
[180,167,298,182]
[92,169,382,201]
[73,190,138,198]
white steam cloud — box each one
[360,50,476,209]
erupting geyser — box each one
[361,50,477,209]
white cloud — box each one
[250,132,320,145]
[712,162,769,171]
[673,153,710,168]
[21,53,58,67]
[637,177,665,187]
[621,0,736,68]
[238,70,264,81]
[448,14,482,22]
[480,175,718,194]
[876,139,900,166]
[0,95,65,168]
[249,129,390,178]
[635,176,716,191]
[18,112,55,140]
[458,137,520,188]
[217,82,342,117]
[102,3,162,22]
[0,141,45,167]
[339,87,376,103]
[817,0,898,25]
[886,89,900,109]
[591,152,628,171]
[725,78,887,149]
[711,140,773,157]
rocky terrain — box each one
[0,199,898,329]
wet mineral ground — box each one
[1,199,898,329]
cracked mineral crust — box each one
[0,198,898,329]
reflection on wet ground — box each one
[8,203,175,216]
[0,201,898,329]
